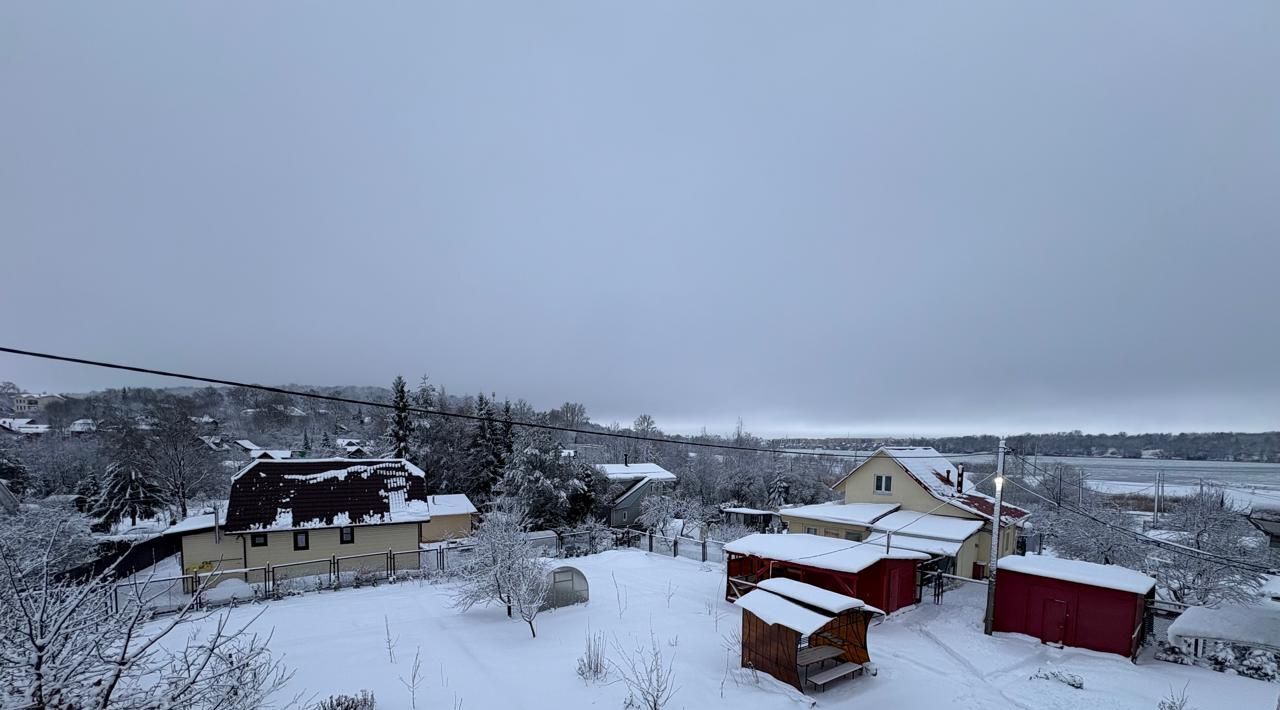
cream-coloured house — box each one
[780,447,1029,579]
[172,458,474,584]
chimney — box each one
[956,464,965,492]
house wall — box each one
[180,529,245,575]
[420,513,474,542]
[611,480,663,527]
[241,523,421,570]
[777,515,869,541]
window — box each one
[804,527,817,535]
[250,533,268,548]
[874,474,893,494]
[621,511,629,523]
[339,526,355,545]
[844,531,860,541]
[293,531,309,551]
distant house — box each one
[779,447,1030,579]
[335,438,363,448]
[0,418,51,436]
[12,392,63,414]
[343,444,373,458]
[233,439,260,453]
[249,449,293,460]
[189,415,219,426]
[721,506,779,533]
[197,435,231,452]
[67,418,98,434]
[172,458,435,578]
[1247,503,1280,549]
[595,462,676,528]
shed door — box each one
[1040,599,1068,645]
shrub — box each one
[313,690,376,710]
[576,627,609,683]
[1029,668,1084,689]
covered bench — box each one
[733,577,884,693]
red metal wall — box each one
[992,569,1146,657]
[727,554,920,614]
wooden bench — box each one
[808,661,863,691]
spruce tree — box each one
[389,375,412,459]
[465,393,506,501]
[0,442,31,496]
[92,426,163,529]
[301,430,312,456]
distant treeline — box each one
[774,431,1280,463]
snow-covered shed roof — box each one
[428,494,478,517]
[224,458,431,533]
[1169,605,1280,652]
[234,439,260,451]
[596,462,677,482]
[335,438,362,447]
[723,506,777,516]
[724,533,928,574]
[756,578,865,614]
[779,502,900,527]
[734,589,833,635]
[250,449,293,460]
[997,555,1155,594]
[861,532,964,557]
[870,511,984,541]
[833,447,1031,525]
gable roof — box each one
[724,533,928,574]
[224,458,430,533]
[834,447,1030,525]
[778,502,900,527]
[596,462,677,482]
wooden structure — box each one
[725,533,927,614]
[734,577,882,692]
[993,555,1155,659]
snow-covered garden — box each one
[171,549,1277,709]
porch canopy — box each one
[733,578,882,691]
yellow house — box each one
[781,447,1029,579]
[173,458,475,586]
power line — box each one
[0,345,995,462]
[1006,454,1273,574]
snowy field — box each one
[165,550,1277,709]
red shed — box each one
[993,555,1155,659]
[724,533,928,614]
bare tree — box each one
[148,407,219,519]
[0,508,291,709]
[612,632,678,710]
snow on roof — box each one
[734,589,833,635]
[779,502,900,526]
[724,533,927,574]
[722,507,777,516]
[998,555,1155,594]
[757,578,865,613]
[336,438,362,447]
[225,458,431,533]
[166,512,217,535]
[1169,605,1280,652]
[250,449,293,459]
[428,494,478,517]
[870,511,984,541]
[596,463,677,481]
[834,447,1031,525]
[861,532,964,557]
[235,439,259,450]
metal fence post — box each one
[265,563,273,597]
[702,540,707,562]
[437,547,444,571]
[648,533,653,553]
[673,537,678,558]
[388,549,394,579]
[331,555,338,588]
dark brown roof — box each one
[224,458,430,533]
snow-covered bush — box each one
[1238,649,1280,682]
[1030,668,1084,689]
[313,690,376,710]
[1154,641,1195,666]
[1158,684,1193,710]
[576,627,609,683]
[453,497,551,637]
[613,632,678,710]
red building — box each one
[993,555,1155,659]
[724,533,927,614]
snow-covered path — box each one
[164,550,1277,709]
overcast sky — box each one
[3,2,1278,437]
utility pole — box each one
[983,437,1007,636]
[1153,471,1162,528]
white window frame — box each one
[874,474,893,495]
[804,527,818,535]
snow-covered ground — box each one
[160,549,1278,709]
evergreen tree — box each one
[0,442,30,496]
[389,375,413,459]
[499,431,604,529]
[74,471,99,512]
[320,431,332,450]
[92,427,163,529]
[464,393,507,502]
[301,430,312,456]
[767,473,791,509]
